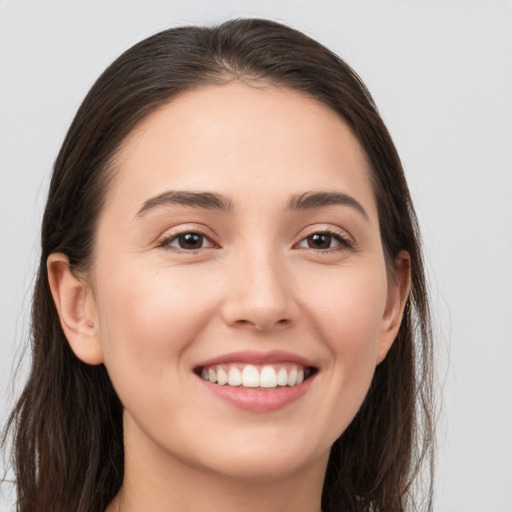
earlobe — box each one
[47,253,104,365]
[376,251,411,364]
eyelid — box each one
[157,225,220,252]
[156,224,355,253]
[294,226,355,251]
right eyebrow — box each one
[135,191,235,218]
[287,191,369,222]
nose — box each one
[220,247,300,332]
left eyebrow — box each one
[135,190,235,218]
[287,191,369,221]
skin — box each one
[48,81,410,512]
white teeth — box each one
[259,366,277,388]
[199,363,312,388]
[277,367,288,386]
[287,367,297,386]
[242,365,260,387]
[228,367,242,386]
[217,368,228,385]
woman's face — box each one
[84,82,405,480]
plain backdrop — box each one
[1,1,511,511]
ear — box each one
[376,250,411,364]
[47,253,104,365]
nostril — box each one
[231,317,291,331]
[220,278,300,331]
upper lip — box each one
[194,350,316,369]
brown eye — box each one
[164,232,211,251]
[297,231,351,251]
[178,233,204,250]
[307,233,333,250]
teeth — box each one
[287,367,297,386]
[242,365,260,387]
[217,368,228,385]
[199,363,312,389]
[259,366,277,388]
[277,367,288,386]
[228,367,242,386]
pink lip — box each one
[195,350,315,369]
[194,350,317,413]
[197,374,315,413]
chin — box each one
[180,426,330,482]
[201,450,320,482]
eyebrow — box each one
[136,191,235,217]
[135,190,368,221]
[287,191,369,221]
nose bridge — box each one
[221,235,297,330]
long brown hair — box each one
[2,18,435,512]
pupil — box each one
[180,233,202,249]
[309,234,331,249]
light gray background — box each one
[1,1,511,511]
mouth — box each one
[194,362,317,390]
[193,350,319,407]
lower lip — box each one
[197,374,315,413]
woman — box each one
[3,18,435,512]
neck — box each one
[107,418,327,512]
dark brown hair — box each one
[2,18,435,512]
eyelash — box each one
[158,227,354,254]
[157,230,219,253]
[296,228,354,252]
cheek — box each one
[93,264,219,391]
[302,262,388,401]
[288,263,389,445]
[303,263,388,351]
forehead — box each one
[107,81,376,218]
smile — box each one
[198,363,314,389]
[194,351,318,413]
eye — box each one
[159,231,216,252]
[297,230,352,251]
